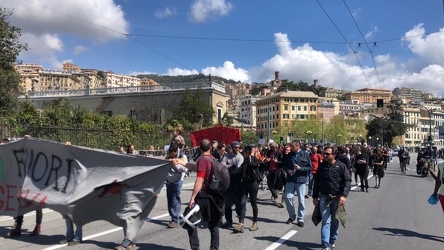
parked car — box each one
[392,150,399,157]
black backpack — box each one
[203,156,231,194]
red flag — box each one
[189,125,241,147]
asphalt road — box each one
[1,153,443,250]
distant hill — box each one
[136,73,239,85]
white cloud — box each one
[4,0,129,42]
[73,45,88,55]
[248,30,444,97]
[166,68,199,76]
[130,70,158,76]
[154,7,177,18]
[189,0,233,23]
[163,61,250,82]
[202,61,250,82]
[365,25,379,40]
[403,24,444,66]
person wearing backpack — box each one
[187,139,224,250]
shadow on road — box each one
[373,227,444,243]
[255,236,320,250]
[87,239,184,249]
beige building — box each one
[344,88,391,104]
[325,88,350,99]
[256,91,319,138]
[104,72,140,89]
[15,64,44,92]
[62,62,81,72]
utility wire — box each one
[315,0,372,89]
[22,0,193,70]
[342,0,382,89]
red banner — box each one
[189,126,241,147]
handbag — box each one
[312,205,322,226]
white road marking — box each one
[350,174,374,190]
[265,230,298,250]
[0,208,53,222]
[41,213,170,250]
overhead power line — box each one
[315,0,372,89]
[342,0,382,89]
[21,0,193,70]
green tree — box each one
[172,88,214,130]
[219,112,233,127]
[0,9,28,116]
[43,98,87,127]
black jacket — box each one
[312,160,351,199]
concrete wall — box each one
[25,88,228,124]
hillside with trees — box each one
[136,73,239,85]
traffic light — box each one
[376,99,384,108]
[280,136,284,144]
[428,135,432,143]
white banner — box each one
[0,138,171,240]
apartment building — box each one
[104,72,140,89]
[401,103,444,147]
[344,88,392,104]
[14,64,44,92]
[325,87,350,99]
[317,97,340,123]
[256,91,319,138]
[38,69,90,91]
[235,95,261,129]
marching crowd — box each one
[4,130,443,250]
[166,131,443,250]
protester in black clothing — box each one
[372,149,385,188]
[264,143,284,203]
[398,146,410,175]
[312,146,351,250]
[337,146,351,173]
[354,147,369,192]
[211,140,219,159]
[239,146,261,232]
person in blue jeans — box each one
[312,146,351,250]
[59,216,82,246]
[165,143,189,228]
[283,140,312,227]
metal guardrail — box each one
[19,82,226,98]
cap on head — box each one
[270,142,277,148]
[231,141,241,147]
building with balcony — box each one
[234,95,261,129]
[344,88,392,104]
[256,91,319,139]
[104,72,140,89]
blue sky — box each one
[5,0,444,96]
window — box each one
[298,106,301,111]
[284,105,288,111]
[100,111,112,117]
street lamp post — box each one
[368,114,384,147]
[267,100,270,143]
[306,130,313,143]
